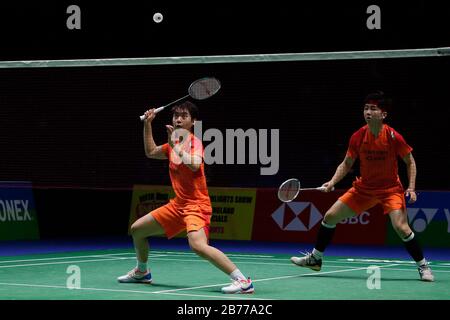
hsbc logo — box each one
[408,208,450,233]
[340,212,370,225]
[271,202,323,231]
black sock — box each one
[403,232,425,262]
[315,221,336,253]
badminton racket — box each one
[277,178,335,202]
[139,77,221,121]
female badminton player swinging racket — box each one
[291,91,434,282]
[117,101,254,294]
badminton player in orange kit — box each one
[118,101,254,294]
[291,91,434,281]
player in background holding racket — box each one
[118,101,254,294]
[291,91,434,282]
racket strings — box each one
[199,81,211,97]
[279,180,300,201]
[190,78,220,100]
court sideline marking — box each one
[0,264,398,299]
[0,281,270,300]
[151,263,399,293]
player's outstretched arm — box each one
[403,152,417,203]
[143,108,167,160]
[322,155,355,191]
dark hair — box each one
[364,90,392,112]
[171,101,199,119]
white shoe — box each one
[221,278,254,294]
[290,251,322,271]
[418,265,434,282]
[117,268,152,284]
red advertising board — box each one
[252,188,386,245]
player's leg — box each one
[117,206,169,284]
[315,199,358,250]
[130,213,165,266]
[187,228,236,274]
[388,208,434,282]
[187,228,254,294]
[291,199,357,271]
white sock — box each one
[137,261,148,272]
[230,269,246,281]
[312,248,323,260]
[402,232,415,242]
[416,258,427,267]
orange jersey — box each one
[162,134,211,210]
[346,124,412,190]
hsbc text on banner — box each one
[129,185,256,240]
[0,181,39,240]
[252,188,386,245]
[386,191,450,247]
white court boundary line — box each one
[0,264,398,300]
[2,256,449,274]
[0,254,168,269]
[152,264,399,294]
[1,251,448,299]
[0,251,274,264]
[0,255,397,270]
[1,251,449,269]
[0,252,147,264]
[152,251,275,258]
[2,250,448,264]
[0,282,269,300]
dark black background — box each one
[0,1,449,238]
[0,1,449,59]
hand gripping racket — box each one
[277,178,335,202]
[139,77,221,121]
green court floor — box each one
[0,249,448,300]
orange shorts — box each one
[339,186,406,215]
[151,200,212,239]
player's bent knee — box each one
[393,224,412,238]
[130,222,144,237]
[323,212,339,225]
[189,241,201,252]
[129,223,138,234]
[189,241,208,256]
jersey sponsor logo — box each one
[361,149,388,161]
[271,202,323,231]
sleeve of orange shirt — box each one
[393,130,413,158]
[161,143,170,158]
[346,130,363,159]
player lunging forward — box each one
[118,101,254,293]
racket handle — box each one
[154,106,165,113]
[139,106,166,121]
[317,186,335,192]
